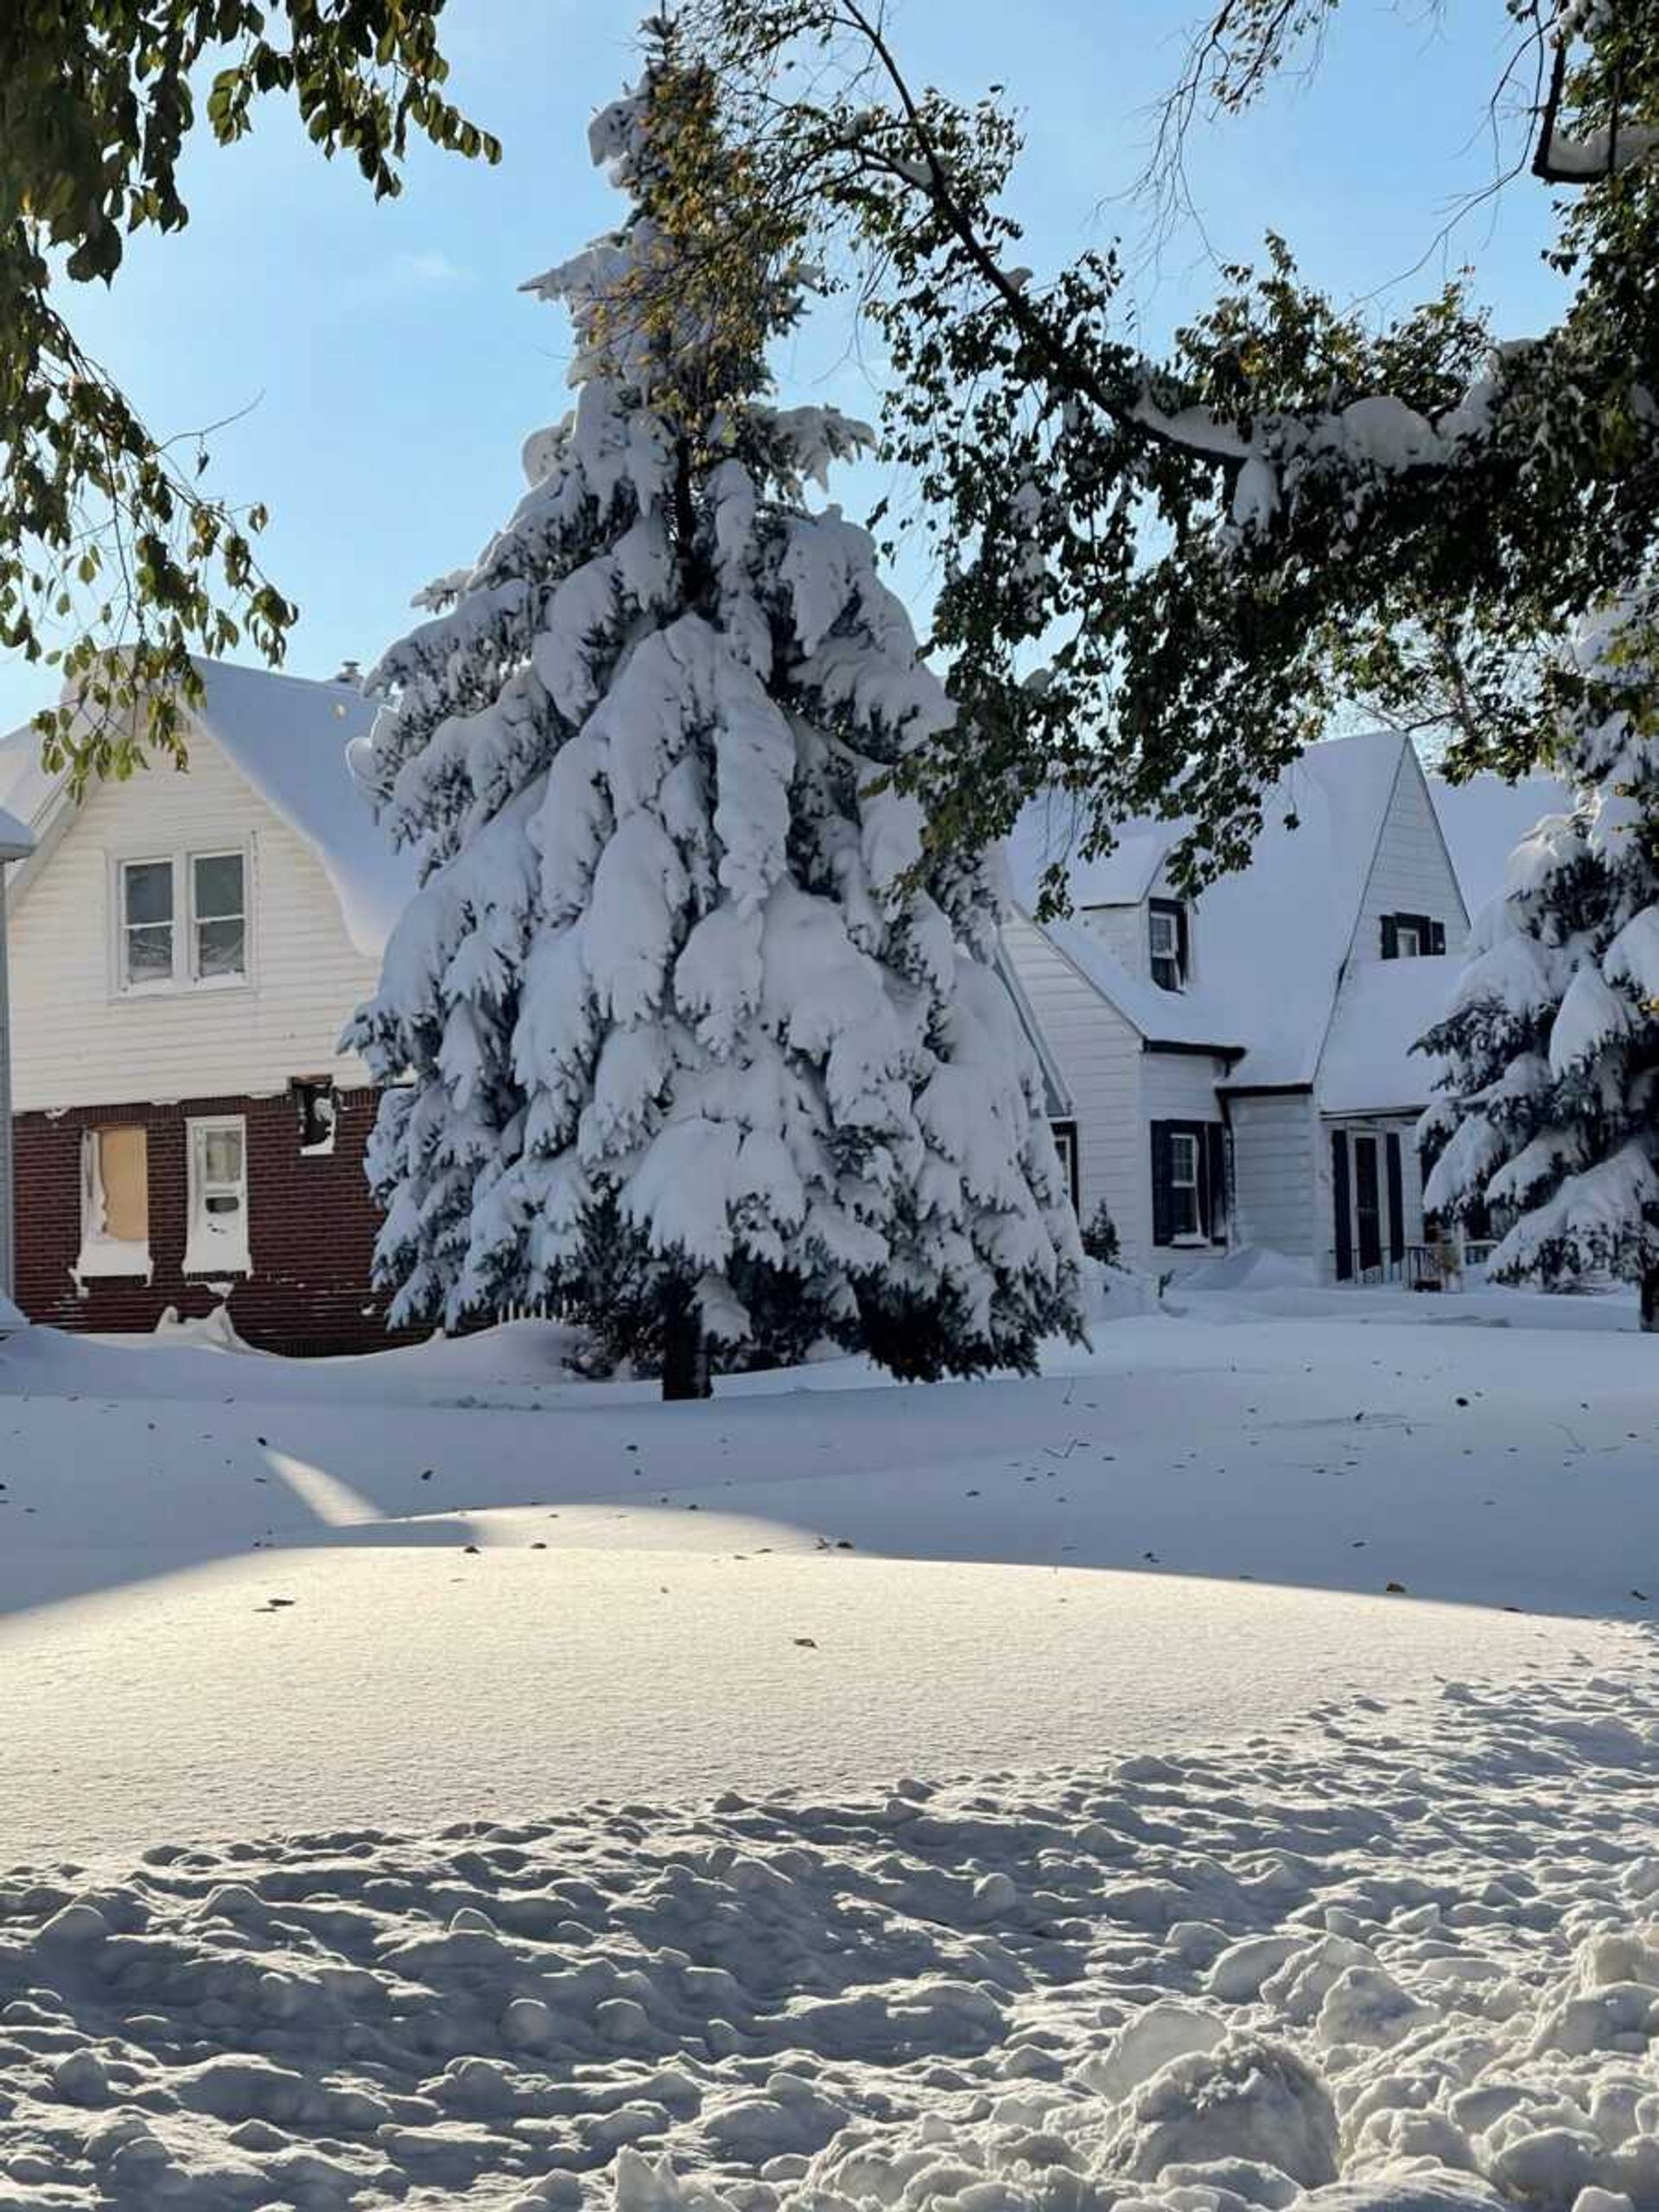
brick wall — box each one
[11,1085,422,1357]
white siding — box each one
[1352,752,1469,967]
[8,734,381,1113]
[0,873,15,1298]
[1141,1049,1230,1277]
[1002,916,1150,1260]
[1079,902,1148,982]
[1141,1051,1227,1123]
[1228,1090,1319,1258]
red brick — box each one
[11,1087,424,1357]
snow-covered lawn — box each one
[1,1287,1655,1866]
[0,1287,1656,2209]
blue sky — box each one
[1,1,1567,733]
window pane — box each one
[125,924,174,982]
[201,1127,243,1184]
[194,853,244,920]
[196,918,246,980]
[1171,1135,1198,1185]
[124,861,173,926]
[205,1192,242,1218]
[1150,913,1176,952]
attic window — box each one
[193,853,246,982]
[118,861,175,989]
[1149,899,1189,991]
[1382,912,1446,961]
[116,849,249,990]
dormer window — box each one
[1149,899,1189,992]
[1381,912,1446,961]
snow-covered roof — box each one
[1316,954,1454,1116]
[1007,728,1410,1083]
[1039,915,1243,1055]
[1198,729,1408,1086]
[0,804,32,862]
[0,659,415,959]
[1005,797,1173,908]
[1429,769,1572,919]
[189,660,414,958]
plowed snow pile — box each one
[1,1642,1656,2212]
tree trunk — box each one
[661,1294,711,1401]
[1642,1268,1659,1334]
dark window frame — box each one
[1049,1118,1081,1214]
[1381,912,1447,961]
[1151,1120,1229,1247]
[293,1077,338,1156]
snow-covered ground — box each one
[1,1287,1656,2209]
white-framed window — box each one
[78,1125,152,1280]
[185,1116,251,1275]
[118,859,176,991]
[1395,920,1422,957]
[191,852,247,982]
[1169,1130,1201,1238]
[116,848,249,992]
[1148,899,1188,992]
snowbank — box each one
[1179,1246,1318,1294]
[0,1649,1655,2211]
[3,1314,592,1406]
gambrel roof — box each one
[0,658,414,957]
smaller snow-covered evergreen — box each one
[1421,597,1659,1325]
[347,36,1082,1393]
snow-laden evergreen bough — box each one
[346,46,1083,1395]
[1421,596,1659,1327]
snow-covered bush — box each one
[1421,597,1659,1327]
[347,37,1083,1395]
[1080,1199,1121,1268]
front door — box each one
[1353,1135,1382,1274]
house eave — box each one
[1217,1079,1314,1098]
[1141,1037,1244,1064]
[1319,1099,1431,1122]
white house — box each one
[1005,733,1567,1283]
[0,659,417,1351]
[0,798,35,1320]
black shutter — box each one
[1151,1124,1174,1247]
[1175,903,1191,984]
[1205,1124,1229,1243]
[1332,1130,1353,1280]
[1428,918,1446,955]
[1386,1133,1406,1265]
[1380,915,1399,960]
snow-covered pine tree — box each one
[1421,596,1659,1328]
[346,33,1083,1396]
